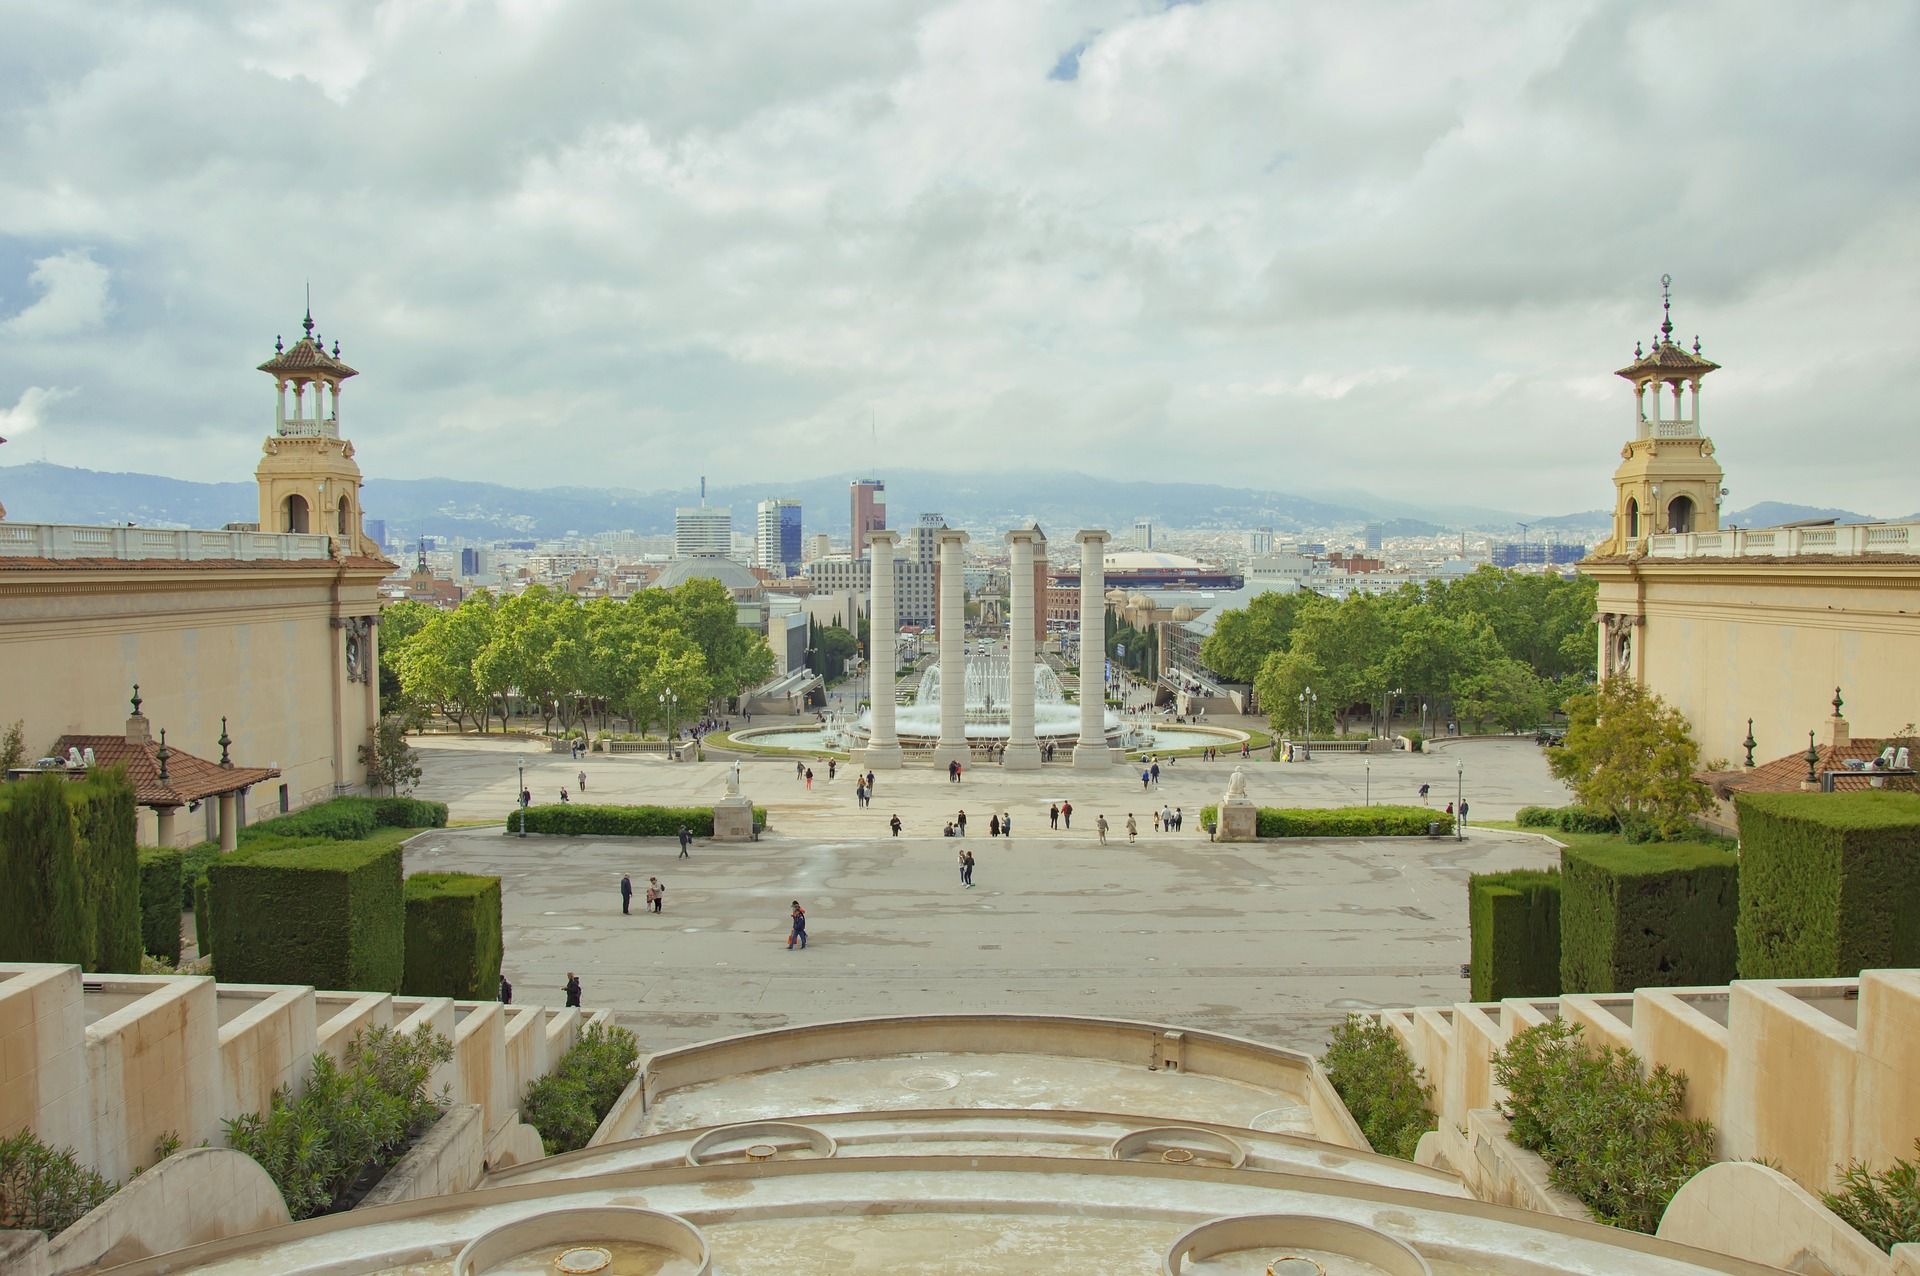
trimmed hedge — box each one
[208,840,405,992]
[180,841,219,908]
[1469,869,1562,1001]
[402,873,502,999]
[0,770,142,972]
[193,875,213,958]
[237,796,448,846]
[1736,791,1920,979]
[1516,804,1620,834]
[511,803,767,837]
[138,848,184,965]
[1255,805,1453,838]
[1560,840,1738,994]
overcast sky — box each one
[2,0,1917,517]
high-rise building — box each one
[1132,519,1154,550]
[850,479,886,558]
[1247,528,1273,556]
[363,518,387,549]
[674,505,732,557]
[808,533,832,562]
[1364,524,1384,551]
[459,547,494,578]
[756,499,803,574]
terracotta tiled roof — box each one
[1615,339,1720,380]
[257,336,358,380]
[1700,737,1918,799]
[50,735,279,808]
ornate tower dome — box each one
[254,297,378,557]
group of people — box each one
[619,872,668,914]
[941,808,1017,838]
[1151,804,1187,832]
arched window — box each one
[1625,498,1639,539]
[337,495,352,535]
[283,493,310,534]
[1667,495,1695,534]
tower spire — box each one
[1660,272,1674,341]
[303,281,314,339]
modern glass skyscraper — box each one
[756,498,803,574]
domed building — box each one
[648,554,764,600]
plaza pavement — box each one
[404,735,1571,1055]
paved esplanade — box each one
[864,530,902,769]
[1074,528,1111,769]
[405,736,1569,1055]
[1003,527,1042,769]
[932,527,969,771]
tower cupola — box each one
[254,296,377,557]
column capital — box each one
[1074,529,1111,546]
[935,528,970,547]
[1005,527,1044,548]
[868,529,901,550]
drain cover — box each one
[554,1246,612,1274]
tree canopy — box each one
[1547,678,1714,840]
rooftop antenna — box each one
[700,475,706,506]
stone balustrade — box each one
[0,522,335,562]
[1648,521,1918,559]
[275,416,339,438]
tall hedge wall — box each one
[1735,791,1920,979]
[137,848,184,964]
[238,795,448,846]
[403,873,502,999]
[1560,841,1738,994]
[0,770,141,972]
[1469,869,1562,1001]
[1253,805,1453,838]
[511,804,765,837]
[208,840,405,992]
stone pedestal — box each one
[1215,800,1258,842]
[860,743,902,770]
[713,796,755,842]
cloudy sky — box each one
[2,0,1917,516]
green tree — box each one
[1200,590,1322,683]
[0,719,24,774]
[1456,658,1552,734]
[359,716,423,795]
[809,624,860,681]
[1289,595,1393,735]
[1254,650,1324,737]
[397,595,495,732]
[1549,678,1713,839]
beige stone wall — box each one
[1657,1160,1897,1276]
[314,990,394,1062]
[215,985,318,1126]
[1587,557,1920,768]
[84,976,222,1181]
[0,966,87,1157]
[1379,970,1919,1203]
[0,560,387,845]
[43,1147,289,1274]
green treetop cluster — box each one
[381,578,775,739]
[1199,567,1597,737]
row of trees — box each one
[1199,567,1599,737]
[379,579,774,741]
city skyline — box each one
[3,3,1918,514]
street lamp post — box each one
[1365,760,1371,806]
[1297,686,1317,761]
[659,689,679,759]
[1455,758,1465,842]
[517,757,527,838]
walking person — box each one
[499,974,513,1004]
[1458,800,1470,833]
[963,848,976,887]
[958,845,968,885]
[678,824,692,858]
[563,972,582,1008]
[797,759,805,781]
[1419,783,1431,803]
[1151,761,1161,785]
[1062,800,1072,830]
[989,813,1000,838]
[620,873,633,915]
[1174,806,1183,832]
[804,768,813,790]
[1049,803,1060,830]
[1141,768,1151,791]
[889,813,902,837]
[578,769,587,793]
[787,900,808,950]
[866,770,876,794]
[1126,813,1138,843]
[1152,809,1161,833]
[828,758,837,781]
[957,809,967,836]
[1096,814,1108,844]
[648,876,664,913]
[1001,811,1011,839]
[560,786,570,803]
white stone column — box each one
[155,807,176,849]
[931,528,971,771]
[218,792,238,853]
[1003,529,1042,769]
[865,530,903,769]
[1073,529,1113,770]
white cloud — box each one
[0,385,75,440]
[2,249,112,338]
[0,0,1916,516]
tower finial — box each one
[1660,272,1674,340]
[303,281,315,338]
[130,683,142,716]
[1833,686,1844,717]
[156,728,171,784]
[218,716,233,768]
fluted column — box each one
[1003,529,1042,769]
[931,529,971,770]
[865,530,903,769]
[1073,529,1113,769]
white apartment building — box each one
[674,505,732,558]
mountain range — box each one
[0,461,1896,547]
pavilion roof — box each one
[50,734,279,809]
[1698,737,1917,800]
[1615,337,1720,380]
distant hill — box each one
[0,460,1646,545]
[1722,502,1880,528]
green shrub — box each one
[402,873,502,999]
[0,1128,118,1236]
[368,797,448,828]
[225,1024,451,1220]
[208,839,404,992]
[1320,1015,1435,1160]
[1469,869,1562,1001]
[1735,791,1920,980]
[239,799,378,844]
[193,874,213,957]
[1494,1019,1713,1232]
[512,803,766,837]
[1516,804,1620,834]
[522,1022,641,1154]
[179,842,219,908]
[1559,840,1738,993]
[137,848,184,965]
[1824,1138,1920,1253]
[1405,730,1424,753]
[1198,804,1218,832]
[0,769,140,971]
[1254,805,1452,838]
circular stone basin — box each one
[1109,1126,1249,1170]
[454,1208,710,1276]
[1164,1214,1431,1276]
[685,1121,838,1167]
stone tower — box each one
[254,301,376,556]
[1595,275,1725,556]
